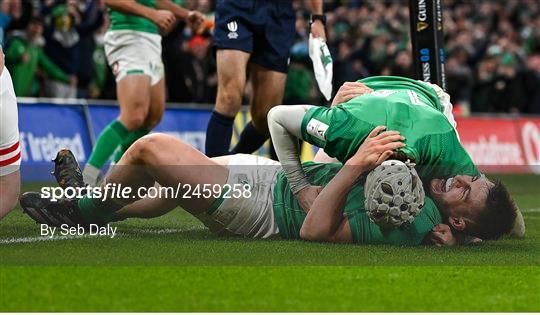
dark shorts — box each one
[213,0,296,73]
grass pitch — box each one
[1,174,539,311]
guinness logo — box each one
[417,22,429,32]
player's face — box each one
[429,175,494,219]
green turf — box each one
[1,174,539,311]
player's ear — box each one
[448,216,466,231]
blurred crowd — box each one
[1,0,540,114]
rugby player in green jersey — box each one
[82,0,205,186]
[21,130,460,247]
[267,76,521,240]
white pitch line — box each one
[0,234,93,244]
[128,228,188,235]
[0,228,190,245]
[521,208,540,213]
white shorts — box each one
[104,30,164,86]
[209,154,282,238]
[0,68,21,176]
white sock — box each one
[82,164,101,187]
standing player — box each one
[0,46,21,220]
[205,0,326,157]
[267,76,520,239]
[82,0,205,186]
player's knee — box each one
[216,87,243,115]
[129,134,165,162]
[266,105,284,126]
[122,110,147,130]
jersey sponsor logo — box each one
[371,90,397,98]
[306,118,328,142]
[227,21,238,39]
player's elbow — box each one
[267,105,285,128]
[299,226,317,241]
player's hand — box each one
[186,10,205,33]
[297,185,323,213]
[331,82,374,106]
[347,126,405,170]
[310,20,326,40]
[151,10,176,34]
[426,224,457,247]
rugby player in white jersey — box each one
[0,45,22,220]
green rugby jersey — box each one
[272,162,442,246]
[360,76,443,112]
[108,0,159,34]
[301,76,479,182]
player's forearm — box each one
[104,0,156,20]
[300,163,365,241]
[268,105,313,194]
[308,0,323,14]
[156,0,188,20]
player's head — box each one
[364,160,425,229]
[429,175,517,240]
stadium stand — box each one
[1,0,539,114]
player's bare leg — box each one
[205,49,250,157]
[0,170,20,220]
[117,75,152,136]
[114,156,232,220]
[230,64,287,154]
[21,134,230,225]
[83,75,152,185]
[111,78,166,164]
[145,78,166,129]
[248,64,287,135]
[112,134,229,213]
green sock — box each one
[87,120,130,168]
[78,195,123,224]
[113,127,149,163]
